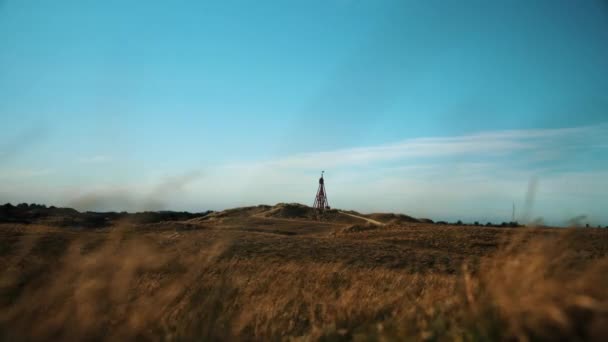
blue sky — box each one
[1,0,607,226]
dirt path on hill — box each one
[338,211,385,226]
[246,206,385,227]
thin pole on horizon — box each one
[512,202,516,222]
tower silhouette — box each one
[313,171,330,210]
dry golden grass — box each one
[1,216,607,341]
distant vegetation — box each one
[0,202,212,227]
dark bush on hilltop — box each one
[263,203,314,219]
[120,211,213,224]
[0,203,212,228]
[1,203,79,224]
[339,222,378,234]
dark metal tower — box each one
[313,171,330,210]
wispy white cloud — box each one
[0,168,53,180]
[79,155,112,164]
[239,124,605,170]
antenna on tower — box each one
[313,171,330,210]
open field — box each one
[1,203,607,341]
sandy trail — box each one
[338,211,385,226]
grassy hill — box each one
[1,203,607,341]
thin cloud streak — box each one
[79,155,112,164]
[240,125,606,170]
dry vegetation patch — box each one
[1,220,607,341]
